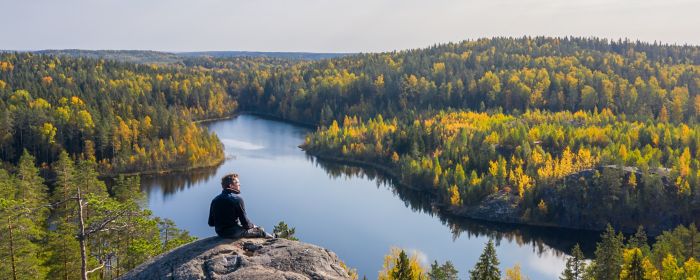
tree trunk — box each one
[115,234,121,278]
[63,239,68,280]
[8,217,17,280]
[77,187,89,280]
[164,227,170,251]
[691,231,697,259]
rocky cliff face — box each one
[119,237,353,280]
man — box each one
[208,173,272,238]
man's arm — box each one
[235,197,254,229]
[208,200,216,227]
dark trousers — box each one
[215,226,269,239]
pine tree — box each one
[470,239,501,280]
[109,176,194,278]
[682,223,700,260]
[428,261,443,280]
[627,226,650,255]
[428,260,458,280]
[273,221,299,241]
[107,174,149,276]
[560,243,586,280]
[48,152,147,280]
[392,250,414,280]
[0,168,47,279]
[625,249,644,280]
[379,248,425,280]
[594,224,624,280]
[12,152,49,278]
[46,152,83,280]
[156,217,196,253]
[16,150,49,224]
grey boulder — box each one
[119,237,353,280]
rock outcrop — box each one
[119,237,353,280]
[466,190,521,223]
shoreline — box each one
[99,157,226,178]
[193,114,237,124]
[236,110,318,129]
[92,110,602,234]
[115,111,635,235]
[102,110,310,179]
[99,113,236,178]
[303,150,636,236]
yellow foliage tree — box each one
[537,199,548,216]
[684,258,700,279]
[504,263,528,280]
[391,152,400,163]
[661,254,684,280]
[449,185,461,206]
[378,248,426,280]
[641,257,659,280]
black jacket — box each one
[208,189,253,230]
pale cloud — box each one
[0,0,698,52]
[406,248,430,267]
[528,250,567,278]
[220,139,264,151]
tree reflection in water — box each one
[307,155,601,258]
[140,165,221,197]
[135,149,601,260]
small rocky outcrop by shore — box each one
[119,237,353,280]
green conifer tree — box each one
[626,249,644,280]
[392,250,414,280]
[46,152,83,280]
[428,260,458,280]
[627,226,650,255]
[594,224,624,280]
[560,243,586,280]
[273,221,299,241]
[470,239,501,280]
[0,168,47,279]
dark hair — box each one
[221,173,239,188]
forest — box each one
[3,36,700,279]
[225,37,700,233]
[228,37,700,126]
[0,53,223,279]
[303,109,700,232]
[0,53,229,174]
[0,151,194,279]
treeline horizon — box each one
[5,35,700,62]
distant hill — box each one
[33,49,183,64]
[1,49,352,64]
[178,51,352,60]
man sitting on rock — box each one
[208,173,273,239]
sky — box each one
[1,0,699,53]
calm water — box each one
[141,114,599,279]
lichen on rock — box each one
[119,237,352,280]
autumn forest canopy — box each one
[4,36,700,279]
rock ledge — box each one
[119,237,352,280]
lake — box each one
[141,114,599,279]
